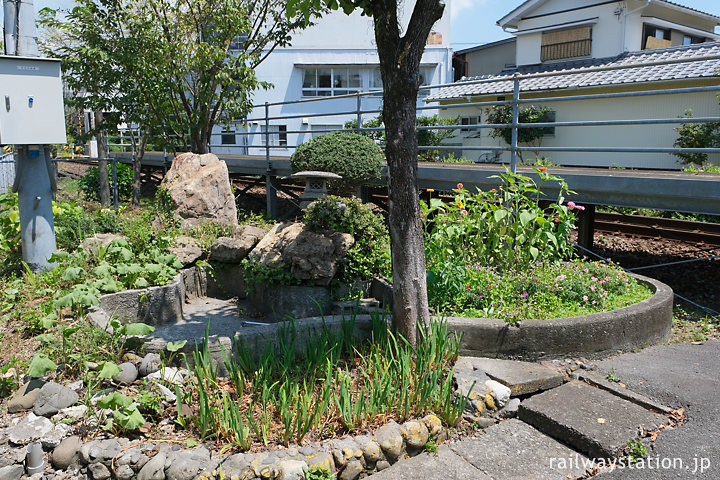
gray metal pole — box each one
[5,0,57,271]
[111,158,119,210]
[510,74,520,173]
[264,102,278,217]
[356,92,362,135]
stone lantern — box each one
[291,170,342,209]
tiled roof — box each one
[428,42,720,101]
[659,0,720,20]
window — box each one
[460,116,479,132]
[261,125,287,147]
[541,26,592,61]
[302,68,363,96]
[683,34,705,46]
[221,129,236,145]
[642,24,672,49]
[311,125,342,138]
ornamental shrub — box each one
[79,163,134,202]
[304,195,390,283]
[290,132,384,194]
[486,105,553,145]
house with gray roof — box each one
[431,0,720,169]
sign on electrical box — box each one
[0,56,66,145]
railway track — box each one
[595,212,720,246]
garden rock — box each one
[329,438,363,468]
[146,367,190,385]
[0,447,26,468]
[210,236,255,264]
[422,414,443,438]
[7,379,44,413]
[52,436,83,470]
[165,448,215,480]
[161,152,238,229]
[276,459,307,480]
[496,398,521,419]
[6,413,52,445]
[139,353,162,377]
[52,405,87,422]
[0,465,24,480]
[373,422,406,461]
[33,382,78,417]
[376,460,391,471]
[402,420,429,450]
[233,224,268,242]
[168,236,203,266]
[137,451,166,480]
[303,451,335,472]
[40,423,70,449]
[112,362,139,385]
[81,233,127,255]
[354,435,383,464]
[485,379,511,408]
[340,459,364,480]
[249,222,354,285]
[115,465,135,480]
[79,439,127,466]
[88,462,111,480]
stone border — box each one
[447,274,673,360]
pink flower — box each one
[457,183,464,189]
[554,218,560,224]
[554,274,566,282]
[583,295,588,301]
[576,204,586,211]
[466,285,471,290]
[461,209,468,216]
[567,201,576,208]
[590,285,596,292]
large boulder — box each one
[249,223,354,286]
[161,153,237,229]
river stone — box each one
[376,460,391,471]
[7,379,45,413]
[52,436,83,470]
[115,465,135,480]
[137,451,166,480]
[168,236,203,266]
[277,459,307,480]
[373,422,406,460]
[146,367,190,385]
[139,353,162,377]
[0,465,24,480]
[33,382,78,417]
[113,362,139,385]
[485,379,511,408]
[354,435,383,464]
[402,420,429,450]
[329,438,363,468]
[89,462,111,480]
[40,423,70,449]
[340,459,364,480]
[165,448,214,480]
[210,236,256,264]
[161,152,238,229]
[303,451,335,472]
[0,447,26,468]
[422,414,443,438]
[7,413,52,445]
[249,222,354,286]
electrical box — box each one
[0,56,66,145]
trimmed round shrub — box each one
[290,131,384,194]
[304,195,390,283]
[79,163,134,201]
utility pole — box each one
[3,0,60,271]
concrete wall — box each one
[440,83,720,169]
[461,40,517,76]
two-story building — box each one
[430,0,720,169]
[211,5,453,157]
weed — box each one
[303,464,336,480]
[626,439,649,463]
[606,368,621,383]
[424,439,438,455]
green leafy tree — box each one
[41,0,318,204]
[673,109,720,166]
[289,0,445,345]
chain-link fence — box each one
[0,153,15,194]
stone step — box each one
[455,356,565,396]
[518,380,669,459]
[449,419,593,479]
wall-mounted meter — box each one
[0,55,66,145]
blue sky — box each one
[3,0,720,50]
[450,0,720,48]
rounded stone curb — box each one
[446,274,673,360]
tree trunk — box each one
[94,110,111,207]
[370,0,445,345]
[129,127,149,206]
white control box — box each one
[0,56,67,145]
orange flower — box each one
[426,188,435,192]
[538,166,548,171]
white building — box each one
[211,5,453,156]
[429,0,720,169]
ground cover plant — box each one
[422,168,652,322]
[181,316,466,450]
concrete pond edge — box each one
[445,274,673,360]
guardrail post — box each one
[511,73,520,173]
[577,204,596,250]
[264,102,278,217]
[111,157,119,210]
[356,92,362,135]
